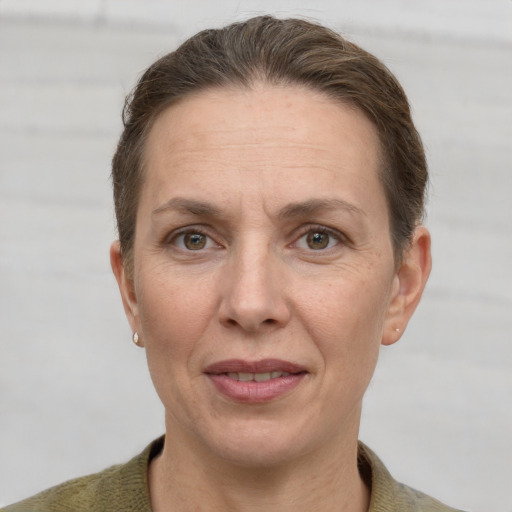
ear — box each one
[110,241,143,346]
[382,226,432,346]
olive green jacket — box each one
[3,438,464,511]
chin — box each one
[198,417,320,469]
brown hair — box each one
[112,15,427,272]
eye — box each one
[173,231,217,251]
[295,228,340,251]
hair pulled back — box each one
[112,15,427,272]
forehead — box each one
[142,84,386,217]
[147,84,380,157]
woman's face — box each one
[113,84,429,466]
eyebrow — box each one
[278,198,365,220]
[152,198,223,217]
[152,197,364,220]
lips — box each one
[226,371,291,382]
[204,359,307,403]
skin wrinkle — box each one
[152,198,223,218]
[150,197,370,258]
[148,215,376,277]
[152,197,365,220]
[111,84,431,512]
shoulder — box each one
[2,464,121,512]
[393,482,466,512]
[2,437,163,512]
[358,442,467,512]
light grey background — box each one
[0,1,511,511]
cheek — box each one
[136,269,216,362]
[136,273,215,411]
[297,271,391,364]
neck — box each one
[149,416,370,512]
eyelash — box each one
[165,227,218,251]
[293,224,345,251]
[164,224,346,253]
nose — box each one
[218,243,291,333]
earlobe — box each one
[110,241,141,340]
[382,226,432,346]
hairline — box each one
[121,79,403,277]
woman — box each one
[4,16,464,512]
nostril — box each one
[222,317,277,330]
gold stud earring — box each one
[132,332,140,346]
[395,328,400,333]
